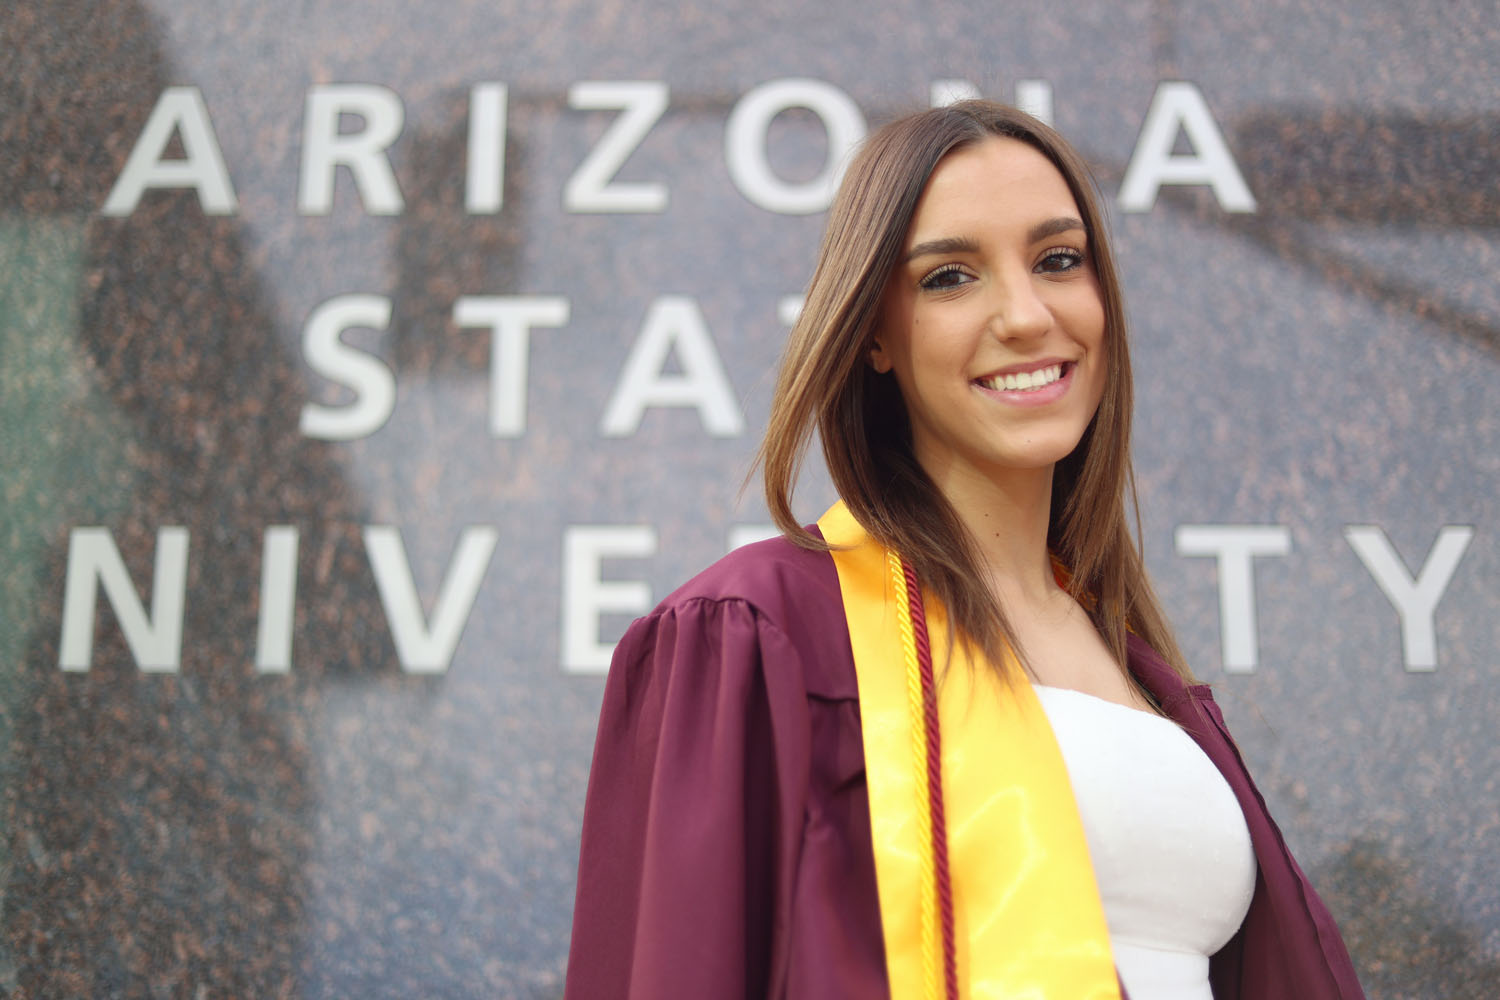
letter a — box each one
[598,296,744,437]
[102,87,237,216]
[1118,82,1256,213]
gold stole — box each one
[819,501,1121,1000]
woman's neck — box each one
[925,460,1060,607]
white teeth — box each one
[983,364,1063,392]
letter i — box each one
[256,526,299,672]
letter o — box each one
[725,78,866,215]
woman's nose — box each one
[986,270,1052,341]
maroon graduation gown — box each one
[565,534,1365,999]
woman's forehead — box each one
[906,137,1082,244]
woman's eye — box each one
[1036,247,1085,273]
[919,264,972,290]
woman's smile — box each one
[973,359,1075,405]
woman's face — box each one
[871,136,1107,488]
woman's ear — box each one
[868,340,893,374]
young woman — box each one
[565,102,1364,1000]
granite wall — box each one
[2,1,1497,996]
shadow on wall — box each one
[1231,109,1500,363]
[1089,107,1500,362]
[0,0,388,995]
[3,0,569,995]
[390,85,526,372]
[1314,839,1500,1000]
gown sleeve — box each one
[564,596,813,1000]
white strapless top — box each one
[1033,685,1257,1000]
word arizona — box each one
[101,78,1257,219]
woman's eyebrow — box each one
[904,217,1087,264]
[903,235,980,263]
[1028,216,1086,243]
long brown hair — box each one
[756,100,1192,684]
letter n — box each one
[58,527,189,672]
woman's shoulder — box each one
[653,532,841,625]
[624,533,857,700]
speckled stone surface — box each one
[1,1,1497,996]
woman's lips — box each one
[976,363,1065,393]
[973,361,1075,405]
